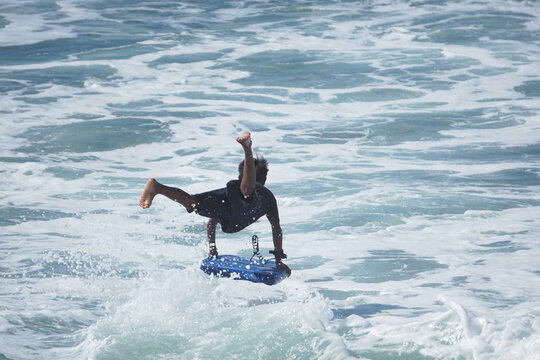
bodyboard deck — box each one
[200,255,289,285]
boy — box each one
[139,132,289,271]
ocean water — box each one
[1,0,540,359]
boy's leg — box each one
[236,131,255,198]
[207,218,218,257]
[139,178,197,210]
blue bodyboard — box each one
[200,255,289,285]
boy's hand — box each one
[277,261,292,277]
[270,249,290,276]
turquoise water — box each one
[1,1,539,359]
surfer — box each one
[139,132,290,273]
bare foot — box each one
[236,131,252,149]
[209,243,218,258]
[139,178,159,209]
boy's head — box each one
[238,156,268,185]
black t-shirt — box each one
[194,180,279,233]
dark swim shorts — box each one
[191,186,229,220]
[191,180,279,233]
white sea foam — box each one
[0,13,76,46]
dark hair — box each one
[238,156,268,184]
